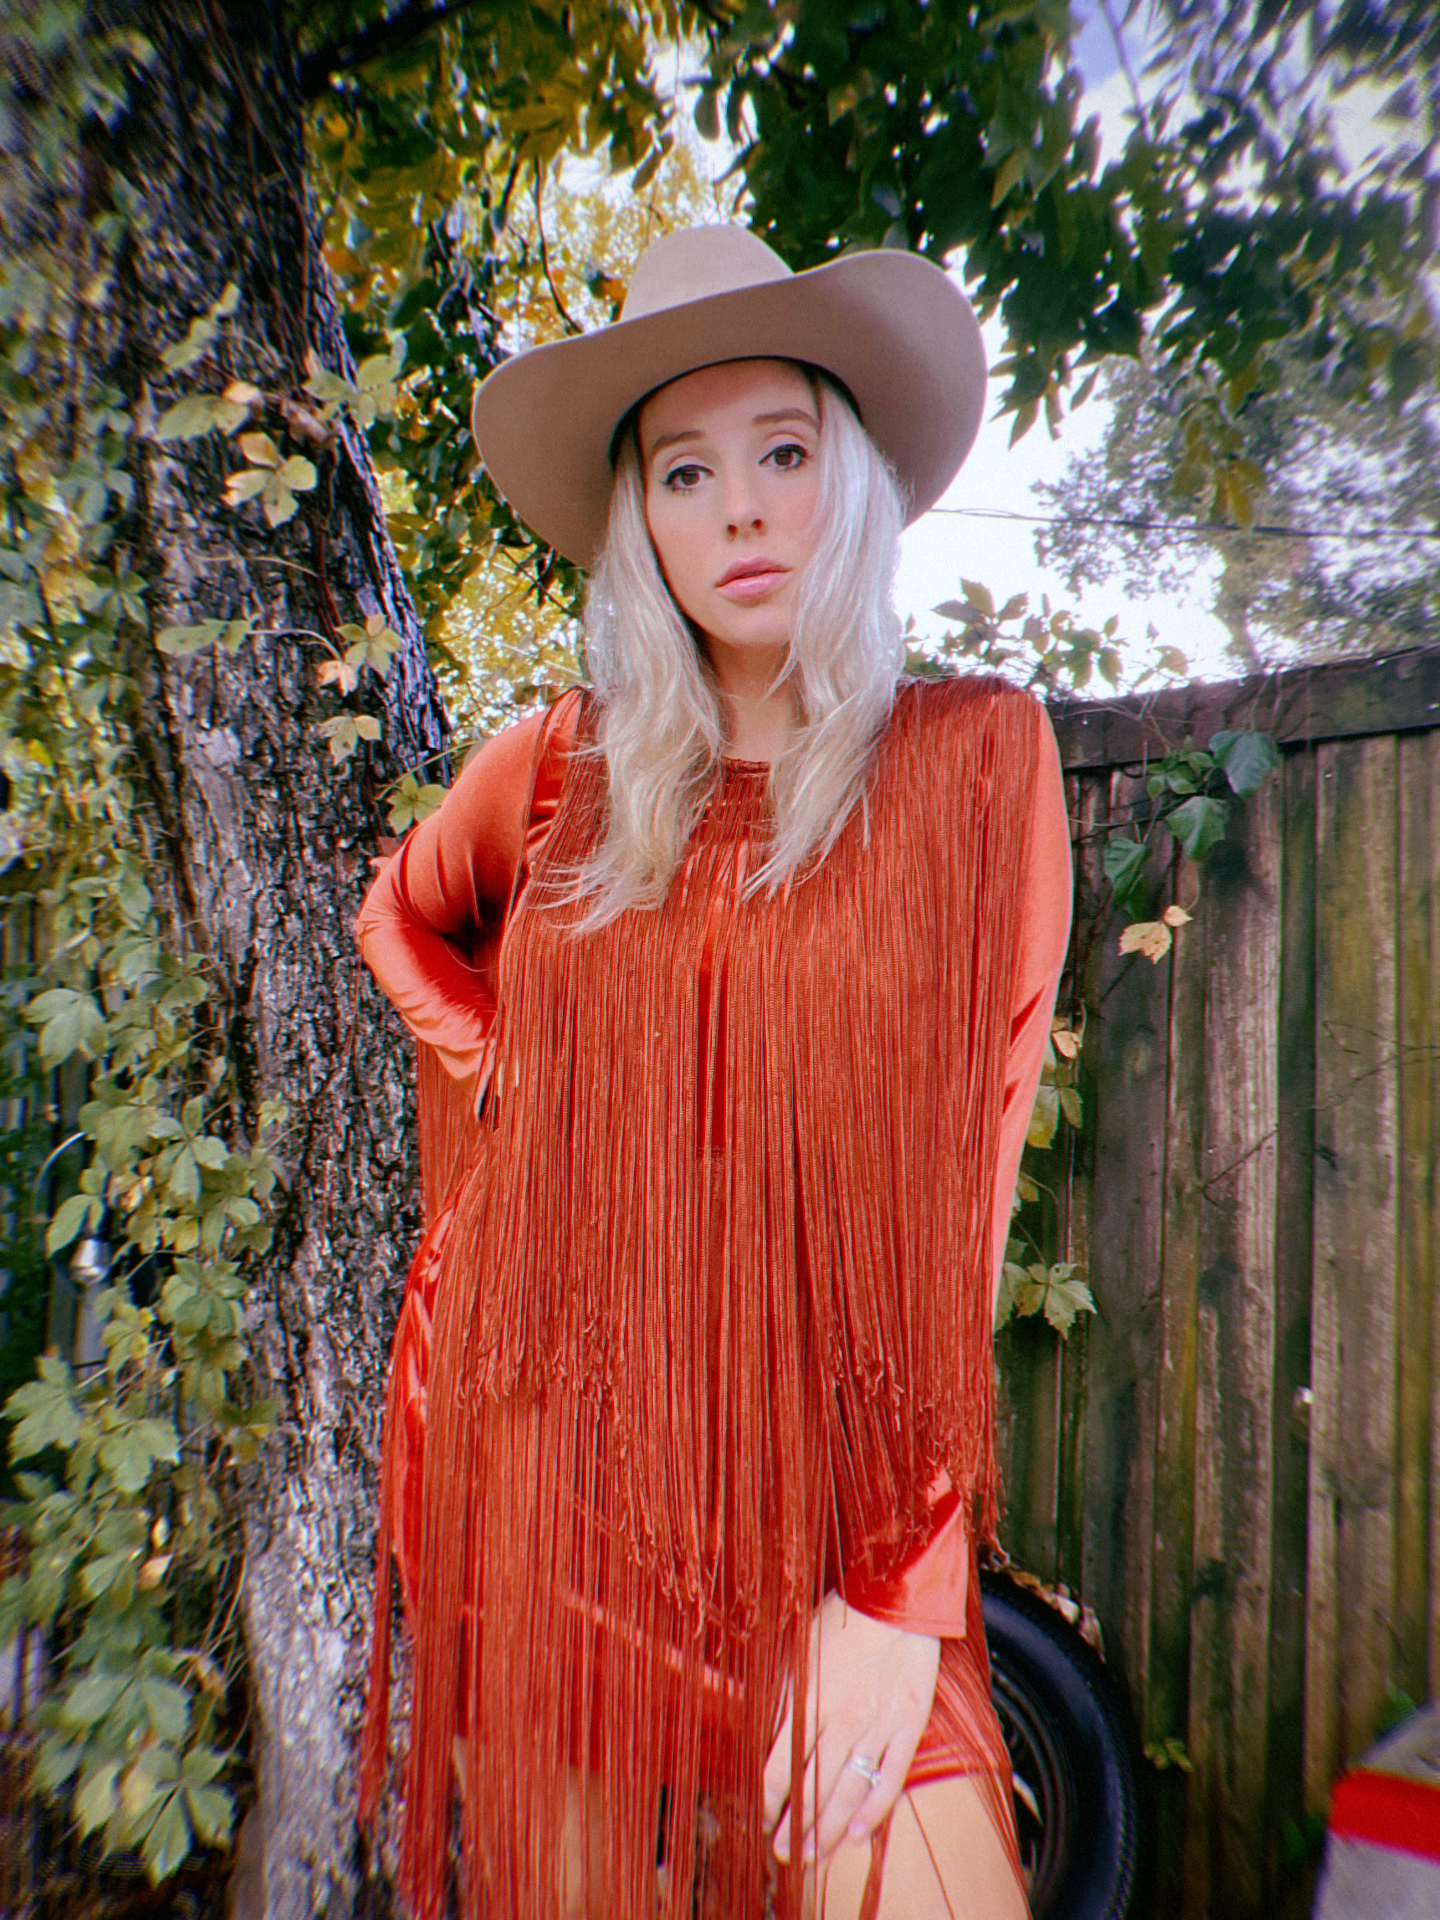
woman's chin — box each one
[698,605,794,658]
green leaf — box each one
[75,1759,121,1836]
[46,1190,101,1254]
[62,1666,131,1727]
[168,1147,200,1204]
[140,1677,191,1743]
[1057,1083,1083,1129]
[991,148,1028,207]
[1102,835,1149,903]
[1209,729,1280,798]
[1025,1081,1058,1150]
[184,1781,233,1848]
[305,366,353,403]
[140,1788,192,1883]
[6,1368,82,1457]
[159,315,217,374]
[154,394,224,441]
[1166,794,1229,860]
[156,619,226,656]
[181,1743,226,1786]
[35,1734,85,1793]
[28,986,108,1064]
[994,1260,1027,1331]
[79,1548,139,1599]
[959,578,995,617]
[98,1417,179,1494]
[1039,1263,1096,1337]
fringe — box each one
[389,675,1037,1917]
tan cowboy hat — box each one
[470,225,986,568]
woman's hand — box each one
[762,1593,941,1867]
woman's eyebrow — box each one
[646,426,704,461]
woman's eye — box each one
[663,463,706,491]
[766,443,810,471]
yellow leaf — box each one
[317,658,360,693]
[223,470,267,507]
[1119,920,1173,963]
[1162,904,1192,927]
[1050,1021,1080,1060]
[238,431,280,467]
[137,1554,172,1591]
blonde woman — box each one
[357,226,1071,1920]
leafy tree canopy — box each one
[1032,346,1440,669]
[702,0,1435,519]
[293,0,1437,674]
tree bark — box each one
[98,3,450,1908]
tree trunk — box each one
[99,4,448,1908]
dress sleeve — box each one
[986,702,1073,1306]
[843,701,1072,1638]
[355,711,546,1081]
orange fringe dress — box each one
[355,674,1071,1918]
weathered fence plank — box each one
[1310,735,1401,1795]
[1185,773,1281,1915]
[1396,729,1438,1706]
[1149,839,1206,1920]
[1266,747,1318,1899]
[1076,772,1166,1702]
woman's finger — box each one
[811,1736,911,1863]
[801,1742,887,1864]
[762,1686,796,1834]
[775,1704,884,1864]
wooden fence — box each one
[995,646,1440,1918]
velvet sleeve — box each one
[354,711,547,1080]
[843,701,1072,1637]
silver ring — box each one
[847,1753,883,1788]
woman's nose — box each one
[722,468,764,534]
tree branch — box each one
[533,170,582,337]
[299,0,491,98]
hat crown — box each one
[620,225,792,323]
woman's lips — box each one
[716,564,789,601]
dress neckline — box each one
[719,755,772,775]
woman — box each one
[356,225,1071,1920]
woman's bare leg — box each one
[803,1775,1030,1920]
[560,1769,609,1919]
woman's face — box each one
[637,358,821,660]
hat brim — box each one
[470,248,986,569]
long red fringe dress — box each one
[355,673,1071,1919]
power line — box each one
[929,506,1440,542]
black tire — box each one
[982,1570,1154,1920]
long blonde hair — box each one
[575,368,907,925]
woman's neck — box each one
[703,636,798,764]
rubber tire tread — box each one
[982,1570,1155,1920]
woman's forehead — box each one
[637,358,817,449]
